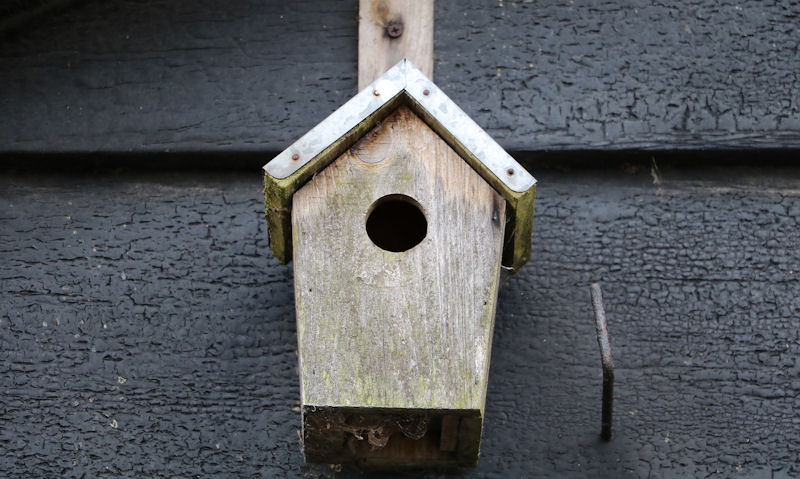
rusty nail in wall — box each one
[590,283,615,441]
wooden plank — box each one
[291,105,505,466]
[262,60,537,272]
[358,0,434,89]
[1,0,800,155]
[2,165,800,476]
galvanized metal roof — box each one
[264,59,536,194]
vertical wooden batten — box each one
[358,0,434,89]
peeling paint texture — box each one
[0,0,798,154]
[1,166,799,476]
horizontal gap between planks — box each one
[1,149,798,174]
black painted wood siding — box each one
[1,0,799,155]
[2,1,800,477]
[2,166,799,477]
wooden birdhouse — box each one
[263,60,536,467]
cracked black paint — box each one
[1,166,799,477]
[0,0,798,154]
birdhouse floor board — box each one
[301,406,481,467]
[291,105,506,465]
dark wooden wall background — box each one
[2,0,799,154]
[1,1,799,477]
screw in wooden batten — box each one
[386,21,403,38]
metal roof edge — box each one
[264,59,535,194]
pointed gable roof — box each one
[263,59,536,271]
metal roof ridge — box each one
[263,59,535,193]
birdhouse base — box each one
[302,406,482,467]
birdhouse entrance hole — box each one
[365,194,427,252]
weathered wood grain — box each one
[1,164,800,476]
[358,0,434,89]
[292,106,504,466]
[1,0,798,154]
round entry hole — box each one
[366,195,427,252]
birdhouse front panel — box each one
[291,105,506,466]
